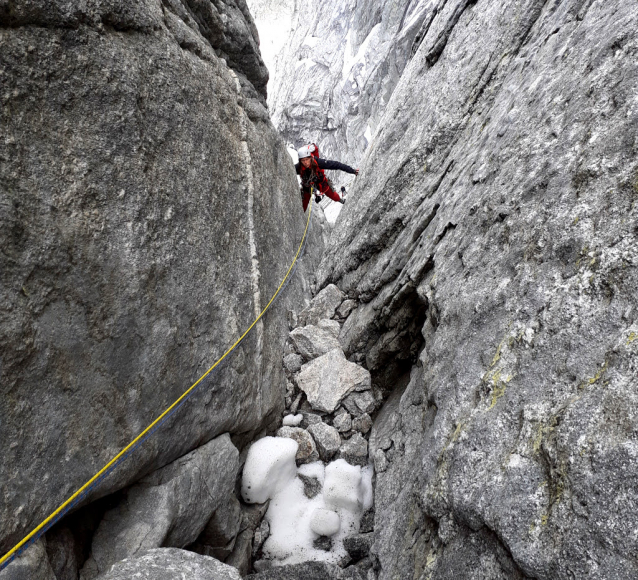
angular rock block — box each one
[340,433,369,467]
[0,540,56,580]
[96,548,241,580]
[84,434,239,578]
[276,427,320,464]
[307,422,342,461]
[298,285,345,327]
[297,349,371,413]
[289,325,342,361]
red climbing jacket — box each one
[295,144,356,211]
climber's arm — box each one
[317,158,359,175]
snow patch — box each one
[241,436,298,504]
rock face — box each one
[310,0,638,579]
[81,434,239,578]
[95,548,241,580]
[251,0,436,167]
[0,0,325,559]
[0,540,56,580]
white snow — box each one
[310,508,341,536]
[323,459,363,512]
[282,413,304,427]
[241,436,298,504]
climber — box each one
[295,144,359,211]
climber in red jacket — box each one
[295,144,359,211]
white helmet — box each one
[297,144,316,159]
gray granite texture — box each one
[94,548,241,580]
[80,434,239,578]
[0,0,326,558]
[256,0,437,168]
[309,0,638,579]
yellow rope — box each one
[0,201,313,569]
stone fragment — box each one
[84,435,239,578]
[307,422,342,460]
[283,354,304,374]
[0,539,55,580]
[333,411,353,433]
[297,349,371,413]
[300,412,323,428]
[282,414,303,427]
[360,507,375,534]
[340,433,369,467]
[318,319,342,339]
[252,519,270,557]
[373,449,387,473]
[313,536,333,552]
[298,284,345,326]
[194,494,242,561]
[298,474,322,499]
[290,393,303,415]
[95,548,240,580]
[310,508,341,536]
[247,561,366,579]
[289,325,341,361]
[343,533,373,562]
[336,300,358,319]
[276,427,319,464]
[342,391,376,417]
[225,529,253,577]
[352,413,373,434]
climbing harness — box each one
[0,202,314,572]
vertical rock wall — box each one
[312,0,638,578]
[0,0,323,558]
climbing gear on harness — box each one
[0,204,315,572]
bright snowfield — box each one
[241,436,374,567]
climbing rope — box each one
[0,201,313,571]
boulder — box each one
[95,548,240,580]
[351,414,373,435]
[297,285,345,327]
[0,540,55,580]
[283,354,304,374]
[342,391,376,417]
[288,326,342,361]
[82,435,239,578]
[276,427,319,464]
[317,319,342,339]
[296,350,371,413]
[339,433,369,467]
[307,422,342,461]
[343,533,373,562]
[333,411,353,433]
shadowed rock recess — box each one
[0,0,327,571]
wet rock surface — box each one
[247,560,366,579]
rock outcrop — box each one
[94,548,241,580]
[312,0,638,578]
[0,0,324,562]
[250,0,436,166]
